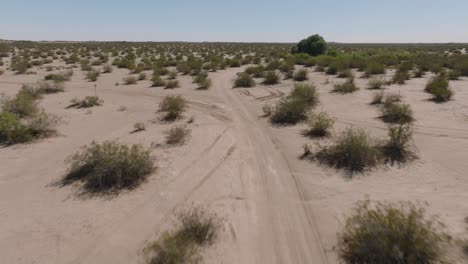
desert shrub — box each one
[305,112,335,137]
[37,81,65,94]
[1,93,39,118]
[164,125,191,145]
[168,70,178,79]
[338,200,446,264]
[392,65,411,85]
[367,77,385,90]
[102,63,113,73]
[63,141,154,193]
[123,76,138,85]
[151,75,166,87]
[371,91,385,105]
[316,127,380,173]
[234,73,255,88]
[44,73,68,82]
[364,62,386,77]
[448,69,461,80]
[292,34,328,56]
[0,112,32,144]
[165,80,179,89]
[159,95,187,121]
[133,122,146,132]
[338,69,354,79]
[380,101,414,124]
[139,72,147,80]
[425,74,453,102]
[262,104,274,117]
[381,124,415,163]
[0,69,4,75]
[197,78,212,90]
[270,98,311,124]
[26,111,59,137]
[333,78,359,94]
[289,83,319,107]
[145,207,220,264]
[263,71,280,85]
[293,69,308,81]
[245,65,265,77]
[384,93,402,104]
[69,96,103,108]
[413,68,426,78]
[455,61,468,76]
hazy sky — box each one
[1,0,467,43]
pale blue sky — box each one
[1,0,467,43]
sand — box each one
[0,61,468,263]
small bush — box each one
[333,78,359,94]
[63,141,154,193]
[1,93,39,118]
[245,65,265,77]
[316,127,380,173]
[338,69,354,79]
[381,124,415,163]
[338,200,446,264]
[0,112,32,144]
[164,125,191,145]
[367,77,385,90]
[289,83,319,107]
[293,69,308,81]
[168,70,178,79]
[234,73,255,88]
[159,95,187,121]
[133,122,146,132]
[139,72,147,80]
[102,64,113,73]
[145,207,220,264]
[151,75,166,87]
[425,74,454,102]
[86,69,100,82]
[69,96,103,108]
[305,112,335,137]
[37,81,65,94]
[380,101,414,124]
[270,98,311,124]
[364,62,386,77]
[165,80,179,89]
[197,78,212,90]
[263,71,280,85]
[370,91,385,105]
[392,70,410,85]
[123,76,138,85]
[262,104,274,117]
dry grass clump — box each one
[381,124,416,164]
[151,74,166,87]
[305,112,335,137]
[165,80,179,89]
[371,92,401,105]
[62,141,154,194]
[315,127,380,173]
[270,83,319,124]
[164,125,191,145]
[158,95,187,121]
[86,69,100,82]
[123,76,138,85]
[102,64,113,73]
[133,122,146,132]
[69,96,103,108]
[234,73,256,88]
[338,200,446,264]
[367,77,386,90]
[44,70,73,82]
[333,78,359,94]
[263,71,281,85]
[145,207,221,264]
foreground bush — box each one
[338,200,446,264]
[289,83,319,106]
[316,127,380,173]
[63,141,154,193]
[380,101,414,124]
[164,125,191,145]
[270,98,311,125]
[159,95,187,121]
[305,112,335,137]
[145,207,220,264]
[0,112,32,144]
[1,92,39,118]
[234,73,255,88]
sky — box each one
[1,0,467,43]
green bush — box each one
[305,112,335,137]
[164,125,191,145]
[425,74,453,102]
[1,93,39,118]
[289,83,319,107]
[63,141,154,193]
[123,76,138,85]
[367,77,385,90]
[244,66,265,78]
[159,95,187,121]
[380,101,414,124]
[338,69,354,79]
[364,62,386,77]
[270,98,311,125]
[316,127,380,173]
[263,71,280,85]
[292,34,328,56]
[234,73,255,88]
[151,75,166,87]
[338,200,446,264]
[0,112,32,144]
[133,122,146,132]
[333,78,359,94]
[293,69,308,81]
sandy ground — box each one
[1,62,468,263]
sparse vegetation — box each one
[380,101,414,124]
[425,73,454,102]
[381,124,415,163]
[270,83,319,124]
[333,78,359,94]
[293,69,308,81]
[164,125,191,145]
[338,200,446,264]
[69,96,103,108]
[305,112,335,137]
[159,95,187,121]
[123,76,138,85]
[234,73,255,88]
[367,77,385,90]
[165,80,179,89]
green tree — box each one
[292,34,328,56]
